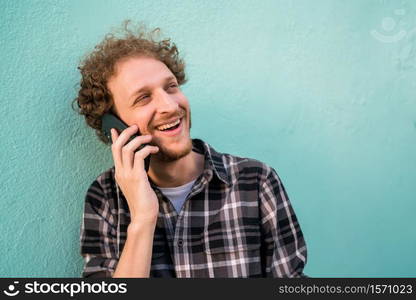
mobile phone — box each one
[101,113,151,172]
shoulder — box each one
[94,166,116,186]
[200,139,278,184]
[219,151,276,184]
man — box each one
[74,22,307,278]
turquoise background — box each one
[1,0,415,277]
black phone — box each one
[101,113,151,172]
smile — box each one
[156,118,181,131]
[155,118,183,137]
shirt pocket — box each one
[201,223,262,277]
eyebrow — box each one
[129,76,177,105]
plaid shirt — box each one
[80,138,307,278]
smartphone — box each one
[101,113,151,172]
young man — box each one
[75,23,307,278]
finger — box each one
[121,134,153,170]
[113,125,139,149]
[110,128,123,168]
[111,125,138,168]
[133,145,159,173]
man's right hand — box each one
[110,125,160,225]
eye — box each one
[134,94,150,105]
[166,83,179,92]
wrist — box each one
[128,219,157,234]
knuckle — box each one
[139,135,150,141]
[134,150,145,159]
[123,144,133,152]
[112,141,122,150]
[122,146,131,154]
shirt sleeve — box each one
[259,166,307,277]
[79,178,119,278]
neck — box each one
[147,150,205,188]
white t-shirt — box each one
[157,179,196,213]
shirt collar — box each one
[191,138,231,185]
[147,138,231,189]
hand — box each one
[110,125,160,224]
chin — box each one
[154,137,193,162]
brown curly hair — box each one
[72,21,187,145]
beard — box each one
[155,138,193,162]
[151,111,193,162]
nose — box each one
[154,89,178,114]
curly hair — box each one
[72,21,187,145]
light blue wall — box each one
[1,0,415,277]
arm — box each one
[80,126,160,278]
[112,221,156,277]
[109,126,160,277]
[259,166,307,277]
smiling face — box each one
[107,56,193,162]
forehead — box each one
[111,56,174,87]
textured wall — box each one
[1,0,415,277]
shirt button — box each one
[177,239,184,247]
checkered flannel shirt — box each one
[80,138,307,277]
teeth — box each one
[157,119,180,131]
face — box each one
[107,56,193,162]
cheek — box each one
[178,95,190,112]
[132,111,154,135]
[180,99,191,127]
